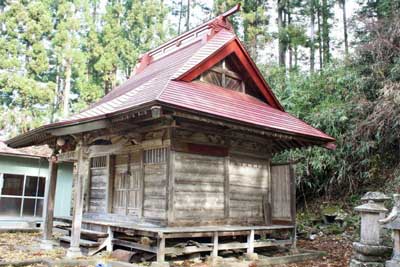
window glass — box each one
[37,177,45,197]
[24,176,38,197]
[2,174,24,196]
[22,199,36,216]
[0,198,21,216]
[36,199,43,217]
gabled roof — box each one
[6,5,335,148]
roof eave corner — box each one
[323,141,337,150]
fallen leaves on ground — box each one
[0,232,352,267]
[280,234,353,267]
[0,232,65,263]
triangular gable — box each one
[175,38,284,111]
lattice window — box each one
[195,55,245,92]
[144,148,167,164]
[90,156,107,168]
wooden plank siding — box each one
[143,163,167,221]
[82,137,295,228]
[228,155,270,222]
[271,164,292,222]
[88,166,108,213]
[172,152,225,221]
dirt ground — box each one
[0,232,352,267]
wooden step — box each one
[59,236,100,248]
[56,225,108,238]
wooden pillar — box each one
[289,164,298,252]
[245,229,258,260]
[224,156,230,219]
[106,226,113,252]
[265,159,273,225]
[247,230,255,254]
[41,154,58,249]
[212,232,219,258]
[157,235,166,262]
[67,140,88,258]
[106,155,115,213]
[166,148,175,224]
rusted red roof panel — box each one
[159,81,334,141]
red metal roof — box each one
[159,81,334,141]
[6,11,335,147]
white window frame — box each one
[0,172,45,217]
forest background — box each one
[1,0,399,204]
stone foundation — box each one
[385,260,400,267]
[349,259,384,267]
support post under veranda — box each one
[151,234,169,267]
[41,152,59,249]
[245,229,258,260]
[66,138,89,258]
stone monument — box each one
[350,192,392,267]
[379,194,400,267]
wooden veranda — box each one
[55,215,295,262]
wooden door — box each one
[112,155,142,217]
[270,164,295,224]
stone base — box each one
[40,239,57,250]
[244,253,259,261]
[66,246,82,258]
[150,262,170,267]
[353,252,387,263]
[350,259,385,267]
[386,260,400,267]
[353,242,392,257]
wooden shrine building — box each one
[6,5,335,266]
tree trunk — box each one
[341,0,349,56]
[51,64,61,123]
[287,1,293,70]
[317,1,323,70]
[178,0,183,34]
[322,0,330,65]
[104,79,111,95]
[310,0,315,73]
[63,58,72,118]
[185,0,190,32]
[277,0,286,68]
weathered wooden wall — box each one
[85,135,170,224]
[169,151,271,226]
[172,152,225,222]
[143,162,167,221]
[88,166,107,213]
[229,155,270,223]
[82,125,295,227]
[271,164,293,222]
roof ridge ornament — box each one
[132,53,153,76]
[208,4,240,37]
